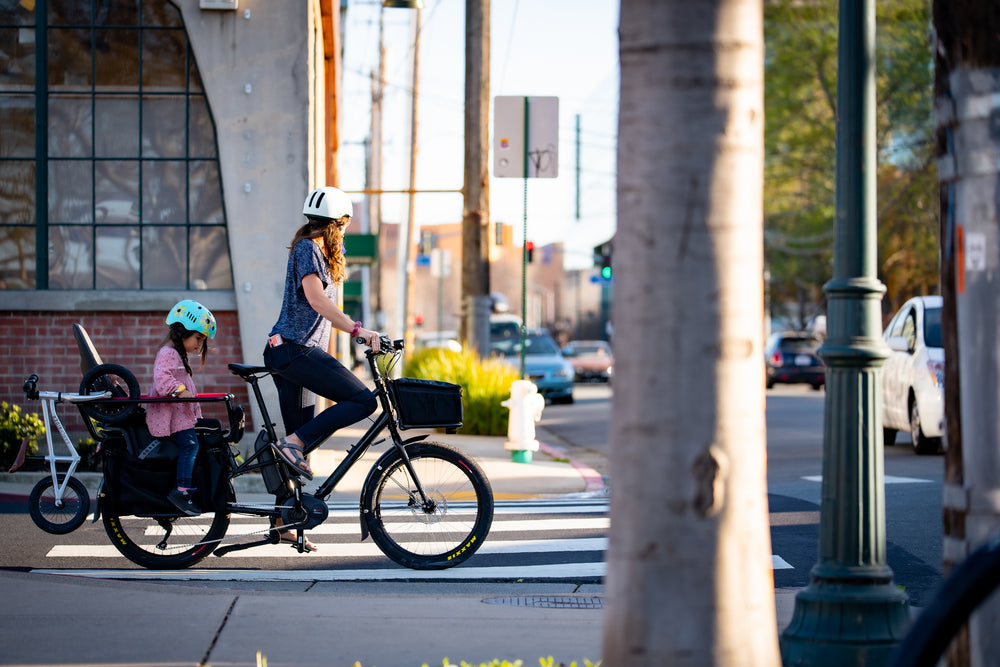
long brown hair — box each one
[162,323,208,374]
[288,216,349,284]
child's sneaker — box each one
[168,488,202,516]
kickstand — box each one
[214,537,275,557]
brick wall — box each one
[0,311,253,442]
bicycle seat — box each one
[228,363,272,380]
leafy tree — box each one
[764,0,938,326]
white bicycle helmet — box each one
[166,300,217,339]
[302,186,353,221]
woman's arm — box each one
[301,272,381,352]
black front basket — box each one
[389,378,463,431]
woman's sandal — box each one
[273,437,314,480]
[278,530,318,553]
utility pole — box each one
[461,0,491,358]
[933,4,1000,663]
[368,6,385,326]
[397,7,421,348]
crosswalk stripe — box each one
[146,517,610,537]
[802,474,931,484]
[46,537,610,559]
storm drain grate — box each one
[483,595,604,609]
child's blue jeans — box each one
[172,428,199,488]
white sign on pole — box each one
[494,96,559,178]
[430,248,451,278]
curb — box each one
[538,441,607,494]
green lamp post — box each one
[779,0,912,664]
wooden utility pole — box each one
[461,0,491,358]
[401,7,421,350]
[933,3,1000,664]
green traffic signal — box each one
[601,265,612,279]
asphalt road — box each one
[540,382,945,606]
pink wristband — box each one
[350,321,362,337]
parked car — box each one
[881,295,945,455]
[561,340,613,382]
[764,331,825,390]
[489,313,522,341]
[415,330,461,353]
[490,329,574,403]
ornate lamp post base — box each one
[780,578,910,666]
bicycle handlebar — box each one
[21,373,112,404]
[357,334,403,354]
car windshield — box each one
[924,306,942,348]
[777,336,820,353]
[491,334,560,357]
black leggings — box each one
[263,341,377,452]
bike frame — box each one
[223,340,430,527]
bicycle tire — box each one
[78,363,140,424]
[889,534,1000,667]
[102,506,230,569]
[363,441,493,570]
[28,475,90,535]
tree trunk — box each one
[933,3,1000,665]
[603,1,779,665]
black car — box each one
[764,331,825,390]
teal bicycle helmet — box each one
[166,300,217,339]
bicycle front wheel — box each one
[28,475,90,535]
[103,508,230,569]
[363,441,494,570]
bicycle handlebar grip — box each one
[22,374,39,399]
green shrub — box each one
[403,346,521,436]
[0,401,45,469]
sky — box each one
[338,0,620,270]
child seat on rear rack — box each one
[71,323,240,515]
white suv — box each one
[881,295,945,454]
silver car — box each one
[881,295,945,454]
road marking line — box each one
[802,475,931,484]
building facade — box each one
[0,0,341,436]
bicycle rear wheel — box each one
[28,475,90,535]
[363,441,493,570]
[103,507,230,569]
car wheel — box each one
[910,400,940,455]
[766,377,775,389]
[883,427,897,447]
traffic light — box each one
[525,241,534,263]
[419,230,434,256]
[600,252,612,279]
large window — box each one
[0,0,232,290]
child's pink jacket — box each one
[145,346,202,437]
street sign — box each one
[430,248,451,277]
[494,96,559,178]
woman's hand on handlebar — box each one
[355,327,382,353]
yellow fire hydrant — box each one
[501,379,546,463]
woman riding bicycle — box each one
[263,186,381,481]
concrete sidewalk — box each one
[0,428,800,667]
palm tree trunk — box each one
[603,1,779,665]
